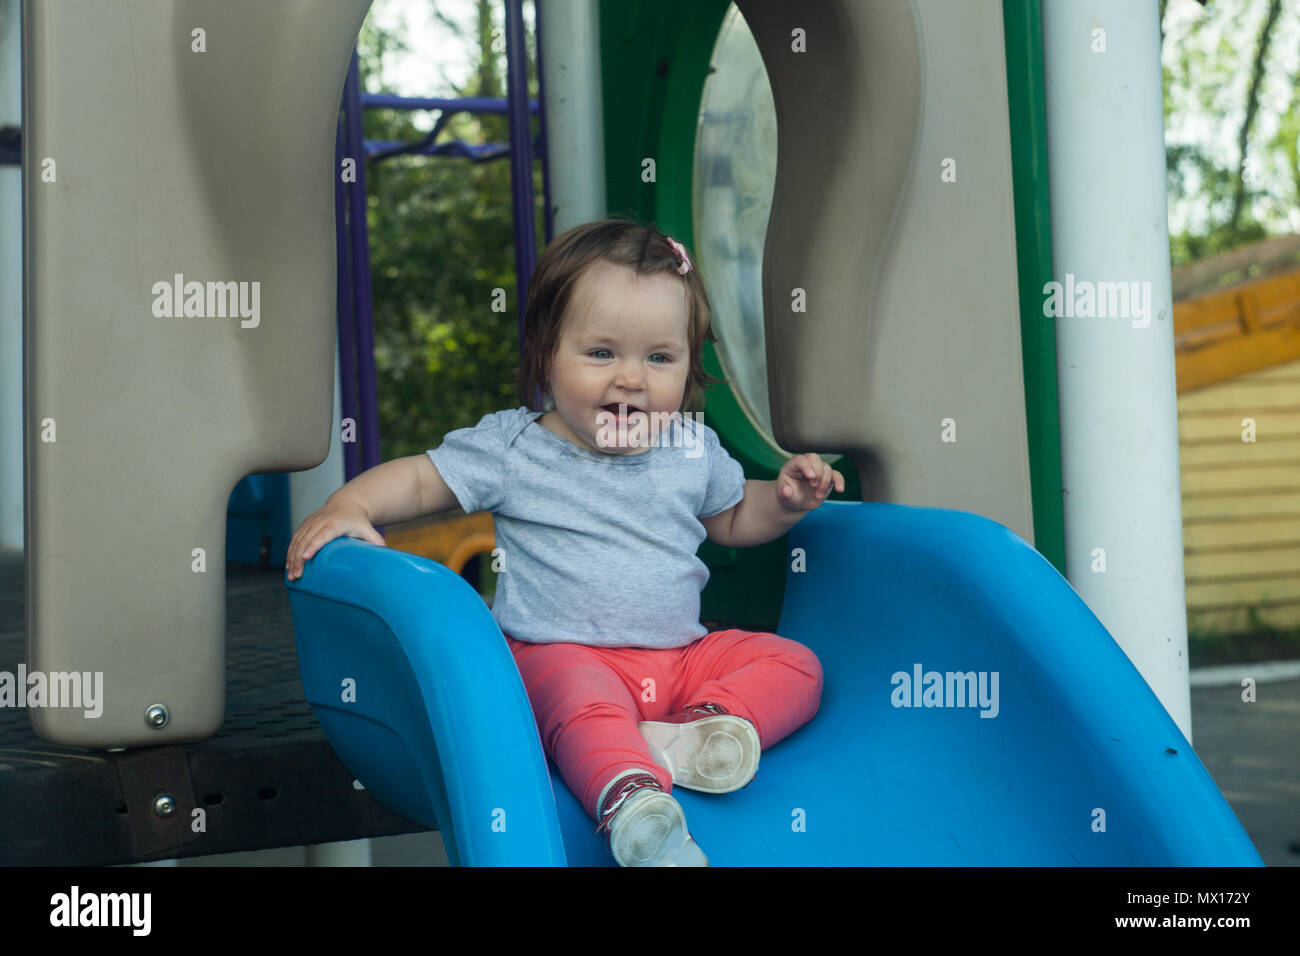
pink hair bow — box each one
[666,237,692,276]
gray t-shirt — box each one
[426,406,746,649]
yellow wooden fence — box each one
[1174,259,1300,633]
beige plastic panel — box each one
[735,0,1034,540]
[24,0,372,747]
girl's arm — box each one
[286,455,459,579]
[336,454,458,526]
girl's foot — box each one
[594,769,708,867]
[638,702,760,793]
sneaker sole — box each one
[638,714,760,793]
[609,790,709,867]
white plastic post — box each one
[0,0,22,550]
[538,0,606,230]
[287,349,348,532]
[305,839,373,866]
[1042,1,1192,740]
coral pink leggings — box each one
[502,629,823,821]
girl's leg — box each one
[503,634,674,821]
[674,629,824,749]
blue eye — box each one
[588,350,672,363]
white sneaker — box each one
[638,703,760,793]
[595,770,708,867]
[607,789,709,867]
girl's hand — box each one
[285,499,386,581]
[776,453,845,512]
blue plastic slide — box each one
[286,501,1262,865]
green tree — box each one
[1164,0,1300,265]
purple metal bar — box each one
[535,0,554,245]
[342,51,382,481]
[505,0,539,367]
[362,93,538,114]
[334,113,361,486]
[364,139,511,161]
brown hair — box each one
[513,217,727,413]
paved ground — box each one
[135,673,1299,867]
[1181,674,1299,867]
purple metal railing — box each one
[505,0,539,379]
[335,0,553,489]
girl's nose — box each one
[615,363,644,388]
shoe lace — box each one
[594,776,660,837]
[687,702,727,717]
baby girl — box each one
[286,219,842,866]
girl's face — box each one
[541,260,691,456]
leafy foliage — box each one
[1164,0,1300,266]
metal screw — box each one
[152,794,176,817]
[145,705,169,729]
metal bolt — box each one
[152,794,176,817]
[145,705,169,729]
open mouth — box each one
[601,404,644,416]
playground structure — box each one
[4,0,1267,864]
